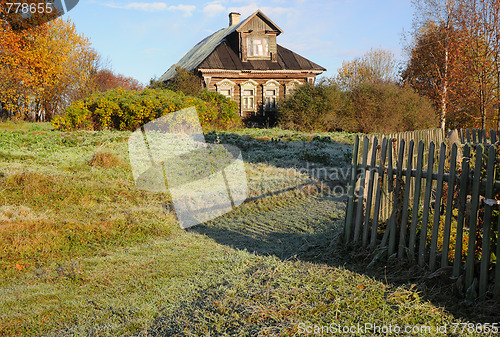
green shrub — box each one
[277,83,344,132]
[52,88,241,131]
[343,82,437,133]
[277,80,437,134]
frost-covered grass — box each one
[0,122,488,336]
[217,126,359,144]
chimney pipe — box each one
[229,12,240,26]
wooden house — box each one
[159,10,326,121]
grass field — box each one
[0,121,496,336]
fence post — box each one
[370,138,388,249]
[344,135,360,243]
[409,141,425,257]
[465,145,484,291]
[398,140,414,258]
[479,145,496,299]
[441,143,458,268]
[429,142,447,271]
[388,139,405,256]
[353,137,370,243]
[418,142,436,266]
[453,145,471,278]
[362,137,378,247]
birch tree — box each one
[406,0,458,129]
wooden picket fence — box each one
[459,128,500,144]
[357,129,446,222]
[344,130,500,301]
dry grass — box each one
[88,150,125,168]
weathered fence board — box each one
[479,145,496,299]
[344,128,500,301]
[398,140,414,258]
[441,144,457,268]
[452,145,471,278]
[465,145,483,290]
[459,128,500,144]
[418,142,435,267]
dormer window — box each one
[247,37,269,57]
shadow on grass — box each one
[186,132,500,324]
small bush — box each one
[52,88,241,132]
[277,83,344,132]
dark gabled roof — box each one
[197,41,326,72]
[159,10,323,81]
[159,24,240,82]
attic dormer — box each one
[231,10,283,62]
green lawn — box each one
[0,121,493,336]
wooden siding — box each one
[206,77,305,118]
[240,14,277,33]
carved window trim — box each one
[215,79,236,100]
[240,80,258,113]
[263,80,280,111]
[285,80,302,97]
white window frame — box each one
[215,79,236,100]
[247,37,269,58]
[263,80,280,112]
[240,80,258,114]
[285,80,303,97]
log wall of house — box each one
[204,74,316,119]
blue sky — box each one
[65,0,415,85]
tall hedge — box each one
[52,88,241,131]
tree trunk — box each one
[441,48,449,130]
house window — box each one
[215,79,236,100]
[247,37,269,57]
[263,80,279,111]
[285,80,302,97]
[240,80,258,113]
[264,89,277,110]
[219,89,231,99]
[242,89,255,109]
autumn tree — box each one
[335,48,399,91]
[453,0,497,128]
[0,18,98,120]
[492,0,500,129]
[91,69,144,92]
[404,0,500,129]
[403,0,458,129]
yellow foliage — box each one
[0,18,98,120]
